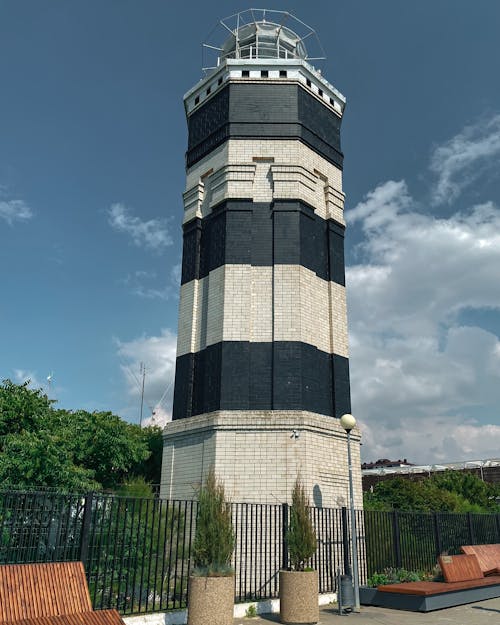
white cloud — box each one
[429,113,500,205]
[346,179,500,463]
[115,329,177,426]
[13,369,43,390]
[108,203,172,252]
[132,284,174,300]
[122,263,181,301]
[170,262,181,286]
[360,418,500,466]
[0,198,33,225]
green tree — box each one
[431,471,500,511]
[0,381,98,490]
[56,409,150,489]
[0,380,154,491]
[131,426,163,485]
[287,476,317,571]
[0,429,97,491]
[364,477,460,512]
[364,474,500,513]
[0,379,54,436]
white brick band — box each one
[176,265,348,358]
[183,139,344,224]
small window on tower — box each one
[306,78,311,88]
[318,88,323,97]
[252,157,275,163]
[242,70,250,77]
[261,70,269,78]
[280,70,287,78]
[206,86,211,95]
[218,77,223,86]
[194,95,200,105]
[330,97,335,106]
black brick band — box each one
[172,341,351,421]
[186,83,344,169]
[181,200,345,285]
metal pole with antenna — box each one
[139,362,146,427]
[46,372,53,393]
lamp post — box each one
[340,413,360,612]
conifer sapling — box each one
[287,475,317,571]
[192,466,234,576]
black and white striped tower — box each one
[161,10,362,508]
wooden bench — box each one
[461,544,500,576]
[0,562,124,625]
[360,553,500,612]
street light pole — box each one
[340,413,360,612]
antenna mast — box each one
[139,362,146,427]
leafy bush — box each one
[287,476,317,571]
[366,568,432,587]
[366,572,390,587]
[192,467,234,576]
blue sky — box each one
[1,1,500,463]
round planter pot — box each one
[187,575,234,625]
[279,570,319,624]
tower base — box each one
[161,411,362,507]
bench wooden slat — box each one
[7,611,124,625]
[378,575,500,596]
[438,553,484,583]
[0,563,107,625]
[461,544,500,576]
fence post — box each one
[433,513,442,557]
[79,492,94,567]
[467,512,475,544]
[282,503,289,571]
[341,506,351,576]
[391,511,402,568]
[496,514,500,542]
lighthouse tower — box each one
[161,10,362,508]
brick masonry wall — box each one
[177,264,348,358]
[185,82,344,169]
[183,138,344,225]
[180,201,346,286]
[161,411,363,509]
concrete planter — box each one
[279,570,319,624]
[359,586,378,605]
[187,575,234,625]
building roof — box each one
[362,457,500,476]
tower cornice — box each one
[184,58,346,117]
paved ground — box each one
[234,597,500,625]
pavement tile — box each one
[233,597,500,625]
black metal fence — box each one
[363,509,500,578]
[0,490,499,615]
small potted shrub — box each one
[187,467,235,625]
[279,476,318,624]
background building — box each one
[362,457,500,491]
[161,10,362,508]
